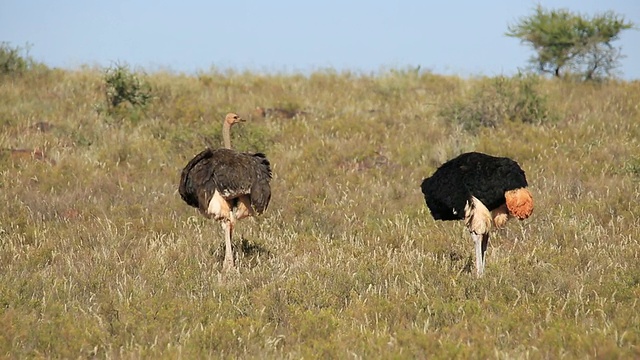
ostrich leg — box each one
[472,232,490,277]
[222,221,235,271]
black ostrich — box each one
[420,152,534,277]
[179,113,272,271]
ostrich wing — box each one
[421,162,470,220]
[247,153,272,214]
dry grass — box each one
[1,68,639,359]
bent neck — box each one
[223,121,232,149]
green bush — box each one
[103,63,153,112]
[0,42,32,75]
[440,73,554,132]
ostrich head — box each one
[222,113,246,149]
[224,113,246,126]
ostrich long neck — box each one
[223,121,232,149]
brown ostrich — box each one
[179,113,272,271]
[253,106,306,119]
[420,152,534,277]
[1,148,55,164]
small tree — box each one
[103,63,152,112]
[507,5,634,81]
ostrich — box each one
[420,152,534,277]
[179,113,272,271]
[253,106,306,119]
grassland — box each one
[1,66,639,359]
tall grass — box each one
[1,66,639,358]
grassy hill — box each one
[1,65,639,358]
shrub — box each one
[103,63,153,112]
[439,73,554,132]
[0,42,32,76]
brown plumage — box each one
[253,106,307,119]
[179,113,272,271]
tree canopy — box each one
[507,6,634,81]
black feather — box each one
[421,152,528,221]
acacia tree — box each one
[507,6,634,81]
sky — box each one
[2,0,639,79]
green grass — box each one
[1,67,639,359]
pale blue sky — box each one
[2,1,639,79]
